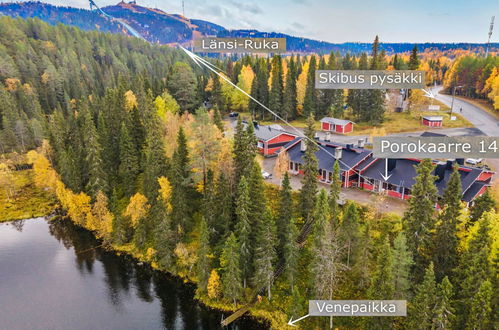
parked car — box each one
[261,170,272,180]
[229,112,239,117]
[465,158,483,166]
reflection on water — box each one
[0,218,267,330]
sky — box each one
[7,0,499,43]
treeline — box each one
[443,55,499,109]
[206,37,429,124]
[0,16,202,153]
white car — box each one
[261,170,272,180]
[465,158,483,166]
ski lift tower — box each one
[485,16,495,57]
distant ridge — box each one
[0,1,497,54]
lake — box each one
[0,218,267,330]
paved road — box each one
[430,85,499,137]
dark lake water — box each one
[0,218,267,330]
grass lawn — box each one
[242,98,472,135]
[349,109,472,136]
[0,169,57,222]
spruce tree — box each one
[299,115,318,222]
[269,55,284,118]
[233,117,256,185]
[277,172,293,256]
[196,217,211,295]
[403,159,438,280]
[303,55,318,117]
[283,57,298,120]
[252,208,277,299]
[433,164,462,281]
[214,172,232,239]
[203,169,217,243]
[247,161,266,229]
[456,213,492,326]
[469,189,495,224]
[365,238,395,329]
[211,74,223,111]
[432,276,454,330]
[308,189,344,330]
[249,59,269,119]
[235,176,252,288]
[348,53,370,122]
[370,35,381,70]
[153,201,174,269]
[212,107,224,132]
[278,173,299,288]
[408,45,420,70]
[81,103,108,198]
[143,114,168,202]
[170,127,190,233]
[118,122,139,197]
[392,232,413,299]
[367,36,386,124]
[220,232,242,305]
[340,202,361,267]
[406,263,437,330]
[465,280,493,330]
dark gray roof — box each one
[286,138,372,171]
[361,158,419,189]
[462,181,488,202]
[250,124,297,141]
[361,158,484,197]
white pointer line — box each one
[288,314,310,326]
[179,46,354,171]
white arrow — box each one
[421,88,434,99]
[288,314,309,327]
[379,158,392,181]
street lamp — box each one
[450,85,463,115]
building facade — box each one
[281,137,494,206]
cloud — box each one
[227,1,263,14]
[291,22,305,29]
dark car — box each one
[229,112,239,117]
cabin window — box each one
[257,141,264,148]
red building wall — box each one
[321,122,330,131]
[268,133,296,144]
[422,119,442,127]
[477,172,493,182]
[261,133,296,156]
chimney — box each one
[435,161,446,182]
[300,140,307,152]
[456,158,464,165]
[314,132,320,140]
[388,158,397,172]
[325,131,331,142]
[446,159,455,170]
[357,138,365,148]
[346,143,353,150]
[334,147,343,159]
[253,120,258,128]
